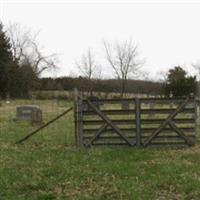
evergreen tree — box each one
[0,23,38,98]
[164,66,197,97]
[0,23,16,98]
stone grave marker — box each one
[16,105,43,123]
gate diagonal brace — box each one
[143,98,191,147]
[86,100,135,146]
[84,123,108,147]
[169,121,194,146]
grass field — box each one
[0,99,200,199]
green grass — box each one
[1,144,200,199]
[0,99,200,199]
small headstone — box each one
[6,94,10,104]
[16,105,42,123]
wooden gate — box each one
[74,95,197,147]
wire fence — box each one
[0,98,74,146]
[0,95,199,147]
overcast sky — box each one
[1,0,200,79]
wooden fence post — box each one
[135,98,141,146]
[74,88,78,146]
[78,98,84,147]
[74,88,84,147]
[194,97,198,138]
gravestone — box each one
[16,105,42,123]
[6,94,10,104]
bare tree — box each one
[76,48,101,96]
[104,39,143,97]
[6,23,59,77]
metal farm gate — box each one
[74,96,197,147]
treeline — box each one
[0,21,197,100]
[37,77,163,95]
[37,66,198,99]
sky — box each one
[1,0,200,80]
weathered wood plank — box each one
[92,141,188,146]
[135,98,141,146]
[140,108,194,114]
[83,109,135,115]
[82,97,195,104]
[83,128,136,132]
[141,118,195,124]
[83,135,195,140]
[93,142,130,146]
[143,98,190,147]
[82,118,195,125]
[83,127,195,133]
[82,119,135,125]
[82,108,194,115]
[86,100,135,146]
[148,141,187,145]
[83,99,136,104]
[140,97,195,103]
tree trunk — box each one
[121,79,127,98]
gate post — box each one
[74,88,84,147]
[78,98,84,147]
[135,98,141,146]
[74,88,79,146]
